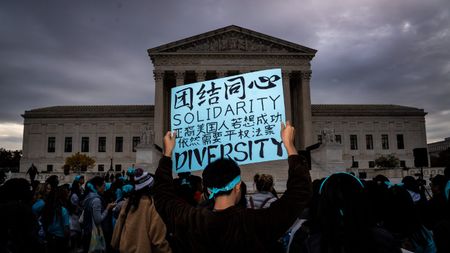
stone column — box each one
[195,70,207,82]
[153,70,165,149]
[300,70,313,149]
[175,71,185,86]
[282,70,292,122]
[290,74,301,149]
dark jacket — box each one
[154,155,312,253]
[291,227,402,253]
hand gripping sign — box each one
[171,68,287,172]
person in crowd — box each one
[42,184,71,253]
[102,178,121,253]
[373,174,390,186]
[105,173,111,183]
[365,178,391,226]
[107,175,124,203]
[126,167,136,182]
[78,175,86,195]
[0,178,43,253]
[46,175,60,192]
[27,163,39,182]
[402,176,427,205]
[284,179,323,253]
[154,121,312,253]
[249,173,278,209]
[173,172,203,206]
[32,183,48,216]
[295,173,401,253]
[81,176,115,253]
[384,185,436,253]
[69,175,85,251]
[31,175,59,219]
[433,166,450,253]
[112,184,134,220]
[111,168,172,253]
[423,175,448,230]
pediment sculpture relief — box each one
[162,31,299,53]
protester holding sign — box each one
[154,121,312,253]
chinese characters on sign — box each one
[171,69,287,172]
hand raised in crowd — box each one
[164,130,177,158]
[281,121,298,156]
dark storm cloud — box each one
[0,0,449,149]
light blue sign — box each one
[170,68,287,172]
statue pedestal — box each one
[135,144,160,174]
[311,142,346,178]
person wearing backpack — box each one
[81,176,115,253]
[249,173,278,209]
[154,121,312,253]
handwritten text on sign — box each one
[170,68,287,172]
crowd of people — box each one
[0,122,449,253]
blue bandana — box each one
[122,184,134,193]
[384,181,404,188]
[87,182,97,193]
[71,175,83,190]
[207,176,241,199]
[127,168,136,176]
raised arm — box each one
[250,121,312,240]
[153,131,202,227]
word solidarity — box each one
[171,69,287,172]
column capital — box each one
[216,70,227,78]
[282,70,293,78]
[153,70,164,82]
[174,70,185,78]
[175,71,185,85]
[195,70,207,81]
[300,70,312,81]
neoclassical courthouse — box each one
[20,26,428,182]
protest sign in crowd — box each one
[1,70,449,253]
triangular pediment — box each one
[148,25,317,55]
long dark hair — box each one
[316,173,374,253]
[124,185,152,216]
[71,179,82,199]
[42,185,67,231]
[254,173,274,192]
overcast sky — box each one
[1,0,449,150]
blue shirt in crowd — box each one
[32,199,45,216]
[47,207,70,238]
